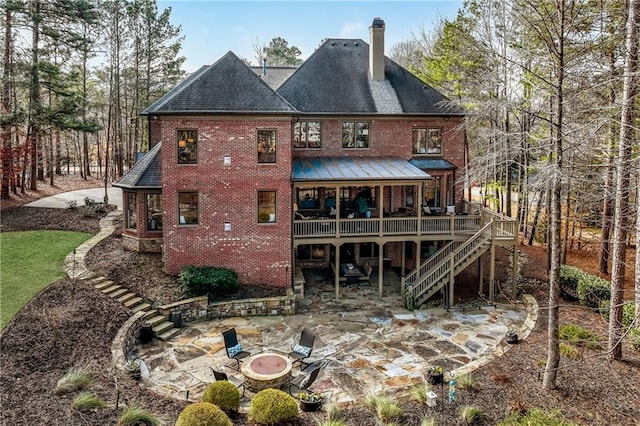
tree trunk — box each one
[1,3,14,199]
[28,0,41,191]
[608,0,639,360]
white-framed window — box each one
[293,121,321,149]
[342,121,369,149]
[413,128,442,155]
[177,129,197,164]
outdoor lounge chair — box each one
[222,328,250,370]
[288,327,316,368]
[358,262,373,285]
[288,364,322,396]
[211,367,245,397]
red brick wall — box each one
[160,117,293,288]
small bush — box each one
[409,383,432,404]
[318,421,347,426]
[71,392,108,411]
[55,369,93,395]
[248,388,298,425]
[560,265,611,308]
[323,402,344,423]
[420,417,437,426]
[559,324,600,349]
[559,342,581,358]
[179,266,239,296]
[499,407,576,425]
[460,406,485,425]
[600,301,636,327]
[119,403,163,426]
[456,373,479,391]
[629,328,640,352]
[374,396,403,422]
[176,402,232,426]
[202,381,240,412]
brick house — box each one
[114,18,516,304]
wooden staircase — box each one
[406,220,494,306]
[90,276,180,341]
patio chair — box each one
[211,367,245,397]
[358,262,373,285]
[288,364,322,396]
[222,328,250,370]
[288,327,316,368]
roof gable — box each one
[144,52,295,114]
[113,143,162,189]
[278,38,463,115]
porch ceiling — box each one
[292,156,431,182]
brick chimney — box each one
[369,17,385,80]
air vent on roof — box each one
[343,42,348,46]
[330,41,336,46]
[354,42,360,46]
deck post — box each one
[335,245,341,300]
[478,255,484,296]
[449,252,455,304]
[511,245,518,296]
[378,243,384,297]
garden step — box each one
[157,328,181,342]
[123,296,143,308]
[142,309,159,319]
[130,303,152,313]
[152,321,174,335]
[109,288,129,299]
[146,315,167,326]
[90,276,109,286]
[117,292,137,303]
[101,284,122,294]
[94,280,115,290]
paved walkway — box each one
[26,187,122,210]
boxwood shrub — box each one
[560,265,610,308]
[179,266,239,296]
[599,301,636,327]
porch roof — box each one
[409,158,456,170]
[292,156,431,182]
[113,143,162,189]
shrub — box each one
[460,406,484,425]
[374,395,403,422]
[629,328,640,352]
[55,369,93,395]
[559,324,600,349]
[179,266,238,296]
[499,407,576,425]
[71,392,108,411]
[600,301,636,327]
[248,388,298,425]
[176,402,232,426]
[420,417,437,426]
[324,402,344,423]
[409,383,433,404]
[559,342,581,358]
[119,403,163,426]
[202,381,240,412]
[560,265,610,308]
[455,373,479,391]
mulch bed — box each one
[1,186,639,425]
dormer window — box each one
[413,128,442,155]
[342,121,369,149]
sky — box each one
[158,0,464,73]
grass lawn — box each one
[0,230,91,329]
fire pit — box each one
[241,352,293,392]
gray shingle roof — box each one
[278,38,464,115]
[250,66,297,89]
[143,52,295,114]
[292,156,430,182]
[409,158,456,170]
[113,143,162,189]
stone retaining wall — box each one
[157,290,296,322]
[111,311,149,368]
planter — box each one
[506,332,519,344]
[299,399,323,412]
[139,322,154,344]
[429,372,444,385]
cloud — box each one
[339,21,366,38]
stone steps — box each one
[90,276,179,342]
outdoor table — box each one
[340,263,364,284]
[241,352,293,392]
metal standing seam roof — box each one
[292,157,431,182]
[409,158,456,170]
[113,143,162,189]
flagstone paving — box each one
[134,275,537,409]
